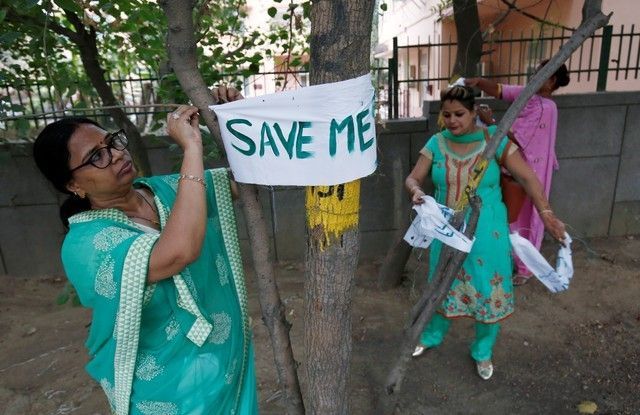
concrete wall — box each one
[1,91,639,276]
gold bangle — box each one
[539,209,553,216]
[179,174,205,187]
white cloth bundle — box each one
[403,195,474,253]
[509,232,574,293]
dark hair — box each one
[33,117,103,228]
[440,85,476,111]
[539,59,570,89]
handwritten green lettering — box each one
[296,121,313,159]
[260,122,280,157]
[356,108,374,152]
[273,122,297,159]
[329,116,355,157]
[227,119,255,156]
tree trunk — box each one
[66,13,152,176]
[381,9,611,412]
[377,156,412,289]
[376,225,412,290]
[304,2,375,414]
[159,1,305,414]
[452,0,483,77]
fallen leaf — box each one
[577,400,597,414]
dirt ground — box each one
[1,235,638,415]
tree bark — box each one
[304,2,375,414]
[376,219,412,290]
[159,1,305,414]
[452,0,483,77]
[377,156,412,289]
[381,9,610,413]
[62,11,152,176]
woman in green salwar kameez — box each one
[405,85,566,380]
[34,87,258,414]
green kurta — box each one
[421,125,515,323]
[61,168,257,415]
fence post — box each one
[392,37,399,119]
[597,25,613,91]
[387,58,394,119]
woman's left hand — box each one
[541,211,566,244]
[476,104,494,125]
[211,85,243,104]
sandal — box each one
[513,274,531,286]
[412,344,430,357]
[476,360,494,380]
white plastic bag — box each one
[509,232,574,293]
[404,196,474,253]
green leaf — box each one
[54,0,82,14]
[248,62,260,73]
[0,32,21,45]
[0,9,7,24]
[267,7,277,18]
[23,0,39,9]
[302,1,311,18]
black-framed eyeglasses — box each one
[69,130,129,172]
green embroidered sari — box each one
[61,168,257,415]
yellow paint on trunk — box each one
[306,180,360,247]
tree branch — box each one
[4,8,80,43]
[482,7,511,40]
[500,0,575,32]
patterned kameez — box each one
[418,126,517,360]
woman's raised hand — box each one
[476,104,495,125]
[167,105,202,151]
[211,85,243,104]
[464,77,480,88]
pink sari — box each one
[501,84,559,278]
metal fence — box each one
[387,24,640,118]
[2,24,637,133]
[0,67,391,140]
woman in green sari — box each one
[33,88,257,414]
[405,85,566,380]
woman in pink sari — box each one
[466,60,570,285]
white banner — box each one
[404,195,475,253]
[210,74,377,186]
[510,232,574,293]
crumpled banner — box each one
[510,232,574,293]
[403,195,474,253]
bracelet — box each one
[539,209,553,216]
[179,174,206,187]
